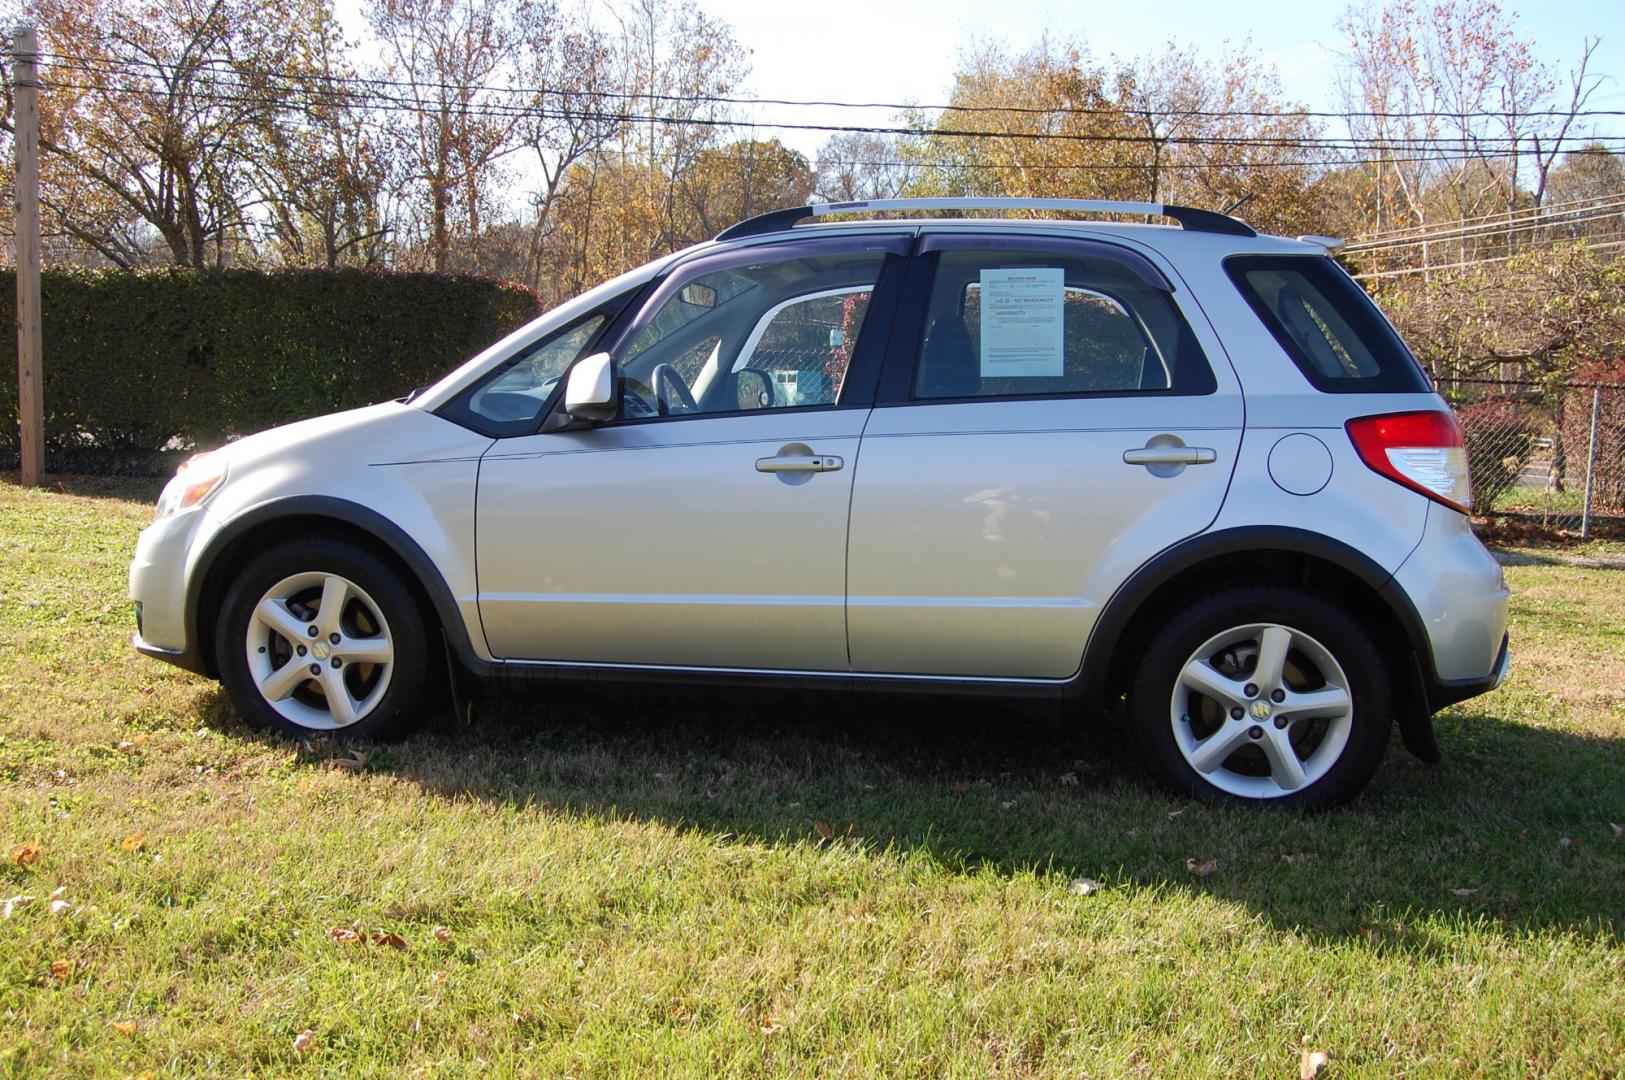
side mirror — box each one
[563,352,616,423]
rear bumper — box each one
[1425,631,1510,712]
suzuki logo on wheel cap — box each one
[311,641,332,661]
[1250,699,1273,720]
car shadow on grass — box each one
[267,686,1625,946]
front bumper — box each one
[128,506,213,674]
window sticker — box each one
[978,268,1064,377]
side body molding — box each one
[185,495,492,678]
[1074,525,1445,760]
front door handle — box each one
[755,454,843,473]
[1122,446,1217,466]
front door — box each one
[476,235,909,670]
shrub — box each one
[0,268,540,464]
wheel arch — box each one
[1078,526,1441,762]
[188,496,479,679]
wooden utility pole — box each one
[12,26,43,487]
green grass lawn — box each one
[2,476,1622,1078]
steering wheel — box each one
[650,363,698,415]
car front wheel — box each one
[216,537,434,739]
[1128,586,1393,810]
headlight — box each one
[155,453,227,518]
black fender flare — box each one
[186,495,489,677]
[1073,525,1444,761]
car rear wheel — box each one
[1128,586,1392,810]
[217,538,434,740]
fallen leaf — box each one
[331,753,367,772]
[951,780,973,794]
[1001,800,1017,810]
[1449,887,1477,898]
[1186,857,1219,879]
[431,925,453,943]
[1069,877,1100,896]
[293,1029,317,1055]
[1167,808,1185,819]
[3,895,35,918]
[120,833,146,852]
[111,1020,138,1036]
[328,926,362,943]
[49,899,70,916]
[9,842,39,866]
[1299,1045,1330,1078]
[49,886,66,900]
[430,970,449,984]
[670,1004,693,1022]
[758,1015,783,1035]
[1059,772,1080,787]
[1558,836,1579,850]
[812,820,835,844]
[1609,822,1623,839]
[370,931,408,950]
[50,959,74,982]
[116,733,149,752]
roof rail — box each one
[715,198,1257,241]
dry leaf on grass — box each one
[1069,877,1100,896]
[9,842,39,866]
[1001,800,1017,810]
[430,970,449,984]
[1449,887,1478,898]
[111,1020,138,1036]
[293,1029,317,1055]
[758,1015,783,1035]
[431,925,453,943]
[1609,822,1623,839]
[120,833,146,852]
[50,959,74,982]
[1558,836,1579,851]
[116,733,149,752]
[369,931,408,950]
[951,780,973,794]
[328,926,362,943]
[812,820,836,844]
[1299,1045,1330,1078]
[1186,857,1219,879]
[49,899,71,916]
[1059,772,1080,787]
[3,895,34,918]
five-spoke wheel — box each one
[1130,586,1392,810]
[217,537,434,739]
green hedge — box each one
[0,268,541,463]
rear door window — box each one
[1225,255,1430,393]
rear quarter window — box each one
[1225,255,1431,394]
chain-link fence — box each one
[1443,378,1625,538]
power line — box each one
[1348,189,1625,243]
[39,67,1625,156]
[1351,237,1625,279]
[35,48,1625,125]
[1343,199,1625,253]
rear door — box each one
[845,233,1243,679]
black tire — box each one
[1127,585,1392,811]
[216,537,437,740]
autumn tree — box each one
[365,0,560,273]
[4,0,333,267]
[814,133,914,203]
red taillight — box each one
[1345,410,1472,513]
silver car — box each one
[129,198,1510,809]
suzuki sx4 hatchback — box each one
[131,198,1510,809]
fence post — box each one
[1579,386,1602,540]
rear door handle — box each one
[755,454,844,473]
[1123,446,1217,466]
